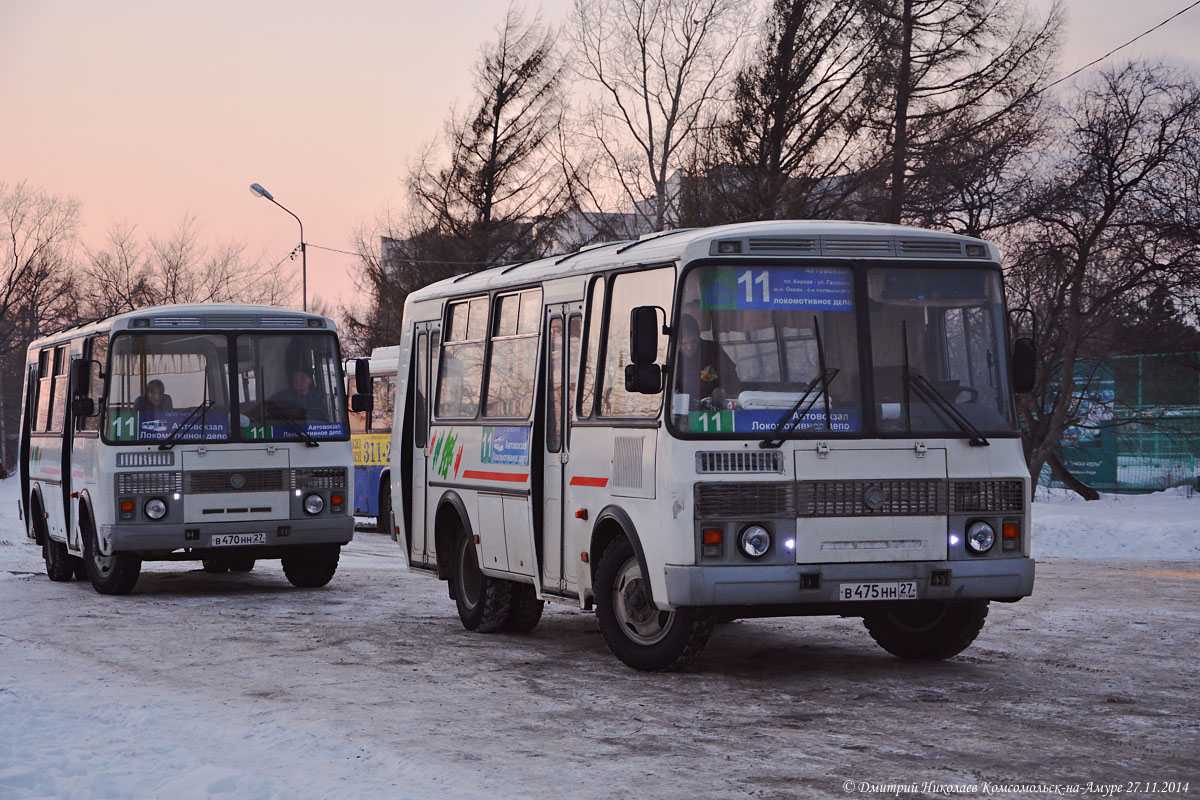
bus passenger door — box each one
[409,328,431,565]
[541,305,582,593]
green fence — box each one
[1049,352,1200,493]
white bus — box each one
[19,304,370,595]
[386,221,1038,671]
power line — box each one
[1041,0,1200,95]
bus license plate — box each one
[838,581,918,601]
[211,533,266,547]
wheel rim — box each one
[612,557,673,645]
[457,538,482,611]
[90,535,115,578]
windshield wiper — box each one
[897,321,988,446]
[157,399,213,451]
[906,373,990,447]
[758,368,840,449]
[265,400,320,448]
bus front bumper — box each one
[662,557,1035,608]
[99,517,355,555]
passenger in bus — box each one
[270,368,328,422]
[674,315,741,409]
[134,379,173,420]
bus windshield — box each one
[868,267,1015,434]
[670,265,863,435]
[236,333,348,441]
[106,333,232,443]
[104,331,348,444]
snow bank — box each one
[1032,485,1200,559]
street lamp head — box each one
[249,182,274,201]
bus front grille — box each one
[694,482,796,519]
[185,469,286,494]
[950,480,1024,513]
[695,451,784,474]
[796,480,947,517]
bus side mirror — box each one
[72,398,95,417]
[626,306,664,394]
[354,358,371,396]
[1012,337,1036,394]
[350,393,371,413]
[70,358,94,398]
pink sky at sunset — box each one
[3,0,1199,317]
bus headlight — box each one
[738,525,771,558]
[144,498,168,520]
[966,521,996,554]
[303,493,325,515]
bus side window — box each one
[600,267,674,417]
[77,335,109,432]
[578,277,604,419]
[547,318,563,453]
[567,315,581,443]
[414,331,428,448]
[35,348,52,432]
[373,375,395,431]
[436,298,486,419]
[50,345,69,432]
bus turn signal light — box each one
[1002,521,1020,551]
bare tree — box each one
[82,216,294,317]
[409,7,571,266]
[570,0,746,231]
[1004,62,1200,495]
[867,0,1062,224]
[0,181,81,473]
[680,0,883,226]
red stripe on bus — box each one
[569,476,609,487]
[460,470,529,483]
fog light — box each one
[304,493,324,515]
[144,498,167,520]
[738,525,771,558]
[966,521,995,554]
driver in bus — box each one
[674,314,741,410]
[134,379,173,421]
[270,368,329,422]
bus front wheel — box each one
[83,519,141,595]
[451,532,512,632]
[281,545,340,588]
[863,600,989,660]
[594,537,714,672]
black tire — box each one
[377,480,392,534]
[451,532,512,632]
[594,537,714,672]
[227,557,255,573]
[42,532,74,582]
[863,600,989,660]
[504,582,545,633]
[281,544,340,588]
[82,516,141,595]
[202,559,230,574]
[72,559,88,581]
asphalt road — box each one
[2,533,1196,799]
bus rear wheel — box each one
[83,518,141,595]
[42,533,75,582]
[863,600,989,660]
[503,582,544,633]
[377,482,392,534]
[451,532,512,632]
[594,537,714,672]
[281,544,340,588]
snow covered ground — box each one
[1,476,1196,799]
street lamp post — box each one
[249,182,307,311]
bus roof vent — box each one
[205,314,260,327]
[259,316,308,328]
[149,316,203,328]
[695,451,784,474]
[897,238,964,257]
[745,236,818,255]
[822,237,894,256]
